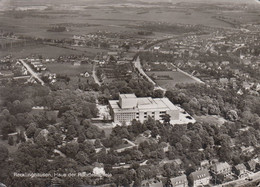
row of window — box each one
[144,115,155,119]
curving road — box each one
[134,56,156,86]
[92,63,101,86]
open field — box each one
[1,0,259,37]
[0,44,87,58]
[0,5,253,41]
[46,63,93,76]
[146,70,198,89]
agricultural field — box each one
[146,70,198,89]
[46,62,93,76]
[0,3,245,42]
[0,45,86,58]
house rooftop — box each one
[235,163,246,171]
[190,169,210,180]
[170,175,187,186]
[212,162,231,172]
[141,178,163,187]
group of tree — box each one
[165,83,260,124]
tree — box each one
[78,132,86,143]
[0,144,9,161]
[131,162,140,170]
[133,177,142,187]
[218,146,233,162]
[226,110,239,121]
[162,114,171,124]
[208,104,221,115]
[8,136,14,146]
[75,151,90,165]
[67,125,77,140]
[94,139,102,148]
[65,142,79,158]
[241,110,254,123]
[215,174,225,184]
[26,123,37,138]
[153,89,164,98]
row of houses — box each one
[29,60,47,72]
[138,159,260,187]
[138,169,210,187]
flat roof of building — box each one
[119,94,137,99]
[109,97,178,113]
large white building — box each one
[109,94,179,123]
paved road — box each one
[215,171,260,187]
[177,67,204,84]
[134,56,203,93]
[19,59,45,85]
[134,56,156,86]
[92,63,101,86]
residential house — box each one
[73,61,81,66]
[110,44,120,49]
[211,162,232,177]
[242,81,254,90]
[232,69,240,75]
[173,159,183,167]
[242,59,251,66]
[141,178,163,187]
[154,46,160,50]
[189,169,211,187]
[255,83,260,92]
[219,78,229,86]
[107,51,118,56]
[241,146,255,155]
[221,61,230,66]
[233,164,247,178]
[246,159,257,172]
[200,160,210,168]
[170,175,188,187]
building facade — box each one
[233,164,247,178]
[189,169,211,187]
[170,175,188,187]
[109,94,179,123]
[211,162,232,177]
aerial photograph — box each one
[0,0,259,186]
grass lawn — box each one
[146,70,197,89]
[194,115,227,126]
[46,62,93,76]
[92,123,114,138]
